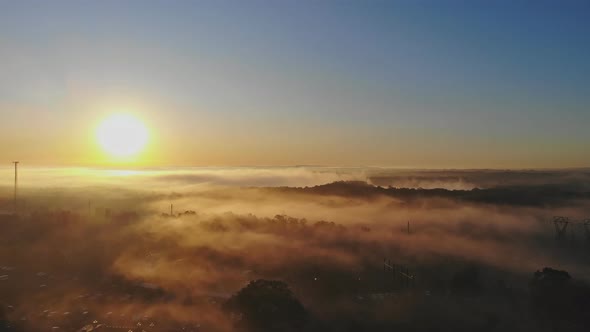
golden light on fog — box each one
[96,114,149,159]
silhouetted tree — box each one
[223,279,307,331]
[529,267,590,331]
[450,265,483,296]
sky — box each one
[0,0,589,168]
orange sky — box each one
[1,1,589,168]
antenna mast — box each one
[12,161,19,214]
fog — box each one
[1,167,589,331]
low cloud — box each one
[1,167,590,331]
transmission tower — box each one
[553,216,569,240]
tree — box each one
[529,267,590,331]
[223,279,307,331]
[530,267,572,322]
[450,265,483,296]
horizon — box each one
[2,165,590,192]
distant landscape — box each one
[1,167,589,331]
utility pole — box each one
[12,161,19,214]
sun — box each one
[96,114,149,159]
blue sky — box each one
[0,0,589,167]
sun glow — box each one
[96,114,149,159]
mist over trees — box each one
[1,168,590,331]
